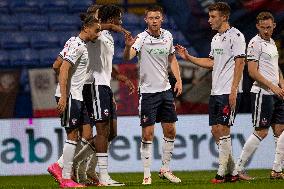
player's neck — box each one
[79,32,89,43]
[218,23,230,34]
[147,28,161,37]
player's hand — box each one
[271,85,284,99]
[124,34,137,47]
[229,91,237,110]
[175,44,189,60]
[111,25,131,35]
[113,97,118,111]
[57,97,67,114]
[174,80,182,97]
[125,79,135,95]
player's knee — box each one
[211,127,220,137]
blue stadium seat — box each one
[0,0,9,13]
[112,32,125,48]
[49,14,80,31]
[30,32,60,49]
[68,0,93,13]
[0,15,19,31]
[0,50,10,66]
[39,48,61,66]
[10,49,40,66]
[57,31,78,46]
[40,0,68,13]
[123,13,141,30]
[18,14,48,31]
[9,0,40,14]
[1,32,30,50]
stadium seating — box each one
[18,14,48,31]
[30,32,60,49]
[0,15,19,31]
[1,32,30,50]
[39,48,61,66]
[10,49,39,66]
[0,0,193,68]
[40,0,68,13]
[48,14,80,31]
[9,0,40,14]
[0,50,9,66]
[0,0,9,13]
[68,0,93,13]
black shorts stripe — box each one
[253,133,262,141]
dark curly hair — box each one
[98,4,122,23]
[79,13,99,30]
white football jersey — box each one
[56,36,89,101]
[85,30,114,86]
[55,37,76,98]
[132,28,173,93]
[248,35,279,95]
[209,27,246,95]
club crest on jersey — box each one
[261,118,267,126]
[104,109,109,116]
[71,118,77,125]
[142,115,148,123]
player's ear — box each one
[273,22,276,29]
[144,17,148,24]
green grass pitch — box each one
[0,169,283,189]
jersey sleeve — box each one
[247,39,261,62]
[209,39,214,59]
[64,41,84,66]
[59,37,75,59]
[232,32,246,60]
[131,34,144,52]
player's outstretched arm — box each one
[111,67,135,95]
[175,44,213,69]
[53,56,63,75]
[248,61,284,99]
[57,61,72,114]
[169,54,182,96]
[123,34,137,61]
[101,24,131,35]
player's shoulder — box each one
[229,27,245,39]
[137,30,149,39]
[67,37,87,54]
[161,28,172,36]
[248,35,262,46]
[64,36,76,47]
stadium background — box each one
[0,0,284,177]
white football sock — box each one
[62,140,77,179]
[57,154,64,168]
[217,135,231,176]
[236,133,262,172]
[272,132,284,172]
[96,153,108,180]
[140,140,152,178]
[161,137,175,171]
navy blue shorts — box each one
[91,85,117,122]
[209,94,241,126]
[139,89,178,127]
[251,92,284,128]
[82,84,95,126]
[55,95,85,130]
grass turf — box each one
[0,169,283,189]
